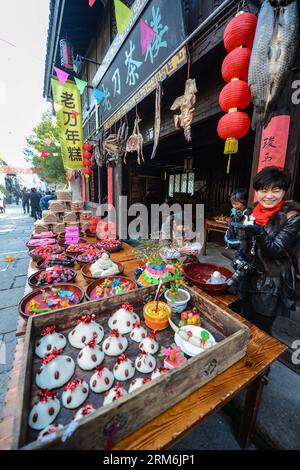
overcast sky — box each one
[0,0,50,168]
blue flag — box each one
[94,88,105,105]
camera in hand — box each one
[226,257,255,288]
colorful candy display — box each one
[32,266,75,286]
[32,232,56,239]
[27,286,81,315]
[38,253,74,268]
[66,243,93,254]
[30,245,64,258]
[27,238,56,248]
[91,277,135,299]
[96,239,122,252]
[76,248,105,264]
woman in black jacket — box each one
[232,166,300,334]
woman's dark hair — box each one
[253,166,291,191]
[230,188,248,206]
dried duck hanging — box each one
[170,78,197,142]
[124,117,144,165]
[103,122,128,164]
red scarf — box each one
[252,201,283,227]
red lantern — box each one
[84,158,92,167]
[224,12,257,52]
[36,165,43,172]
[221,48,251,83]
[84,151,92,160]
[217,111,250,140]
[83,167,92,180]
[218,11,257,173]
[219,80,251,112]
[83,143,93,152]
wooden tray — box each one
[81,262,124,283]
[13,284,249,450]
[85,276,138,301]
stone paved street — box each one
[0,204,34,415]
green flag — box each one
[114,0,134,36]
[75,77,88,95]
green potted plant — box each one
[164,261,191,313]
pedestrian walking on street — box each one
[0,191,5,214]
[29,188,42,220]
[21,187,30,214]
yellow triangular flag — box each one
[114,0,134,36]
[54,102,63,113]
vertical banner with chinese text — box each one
[51,78,84,170]
[257,115,290,173]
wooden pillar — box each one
[81,174,86,202]
[107,165,113,206]
[114,161,123,237]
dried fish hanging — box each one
[170,56,197,142]
[217,11,257,173]
[248,0,299,129]
[124,107,144,165]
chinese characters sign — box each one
[98,0,186,126]
[51,78,84,171]
[257,115,290,173]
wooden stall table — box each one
[16,240,138,337]
[0,238,286,450]
[202,219,228,256]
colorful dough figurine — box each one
[74,404,95,422]
[77,334,104,370]
[103,383,128,406]
[102,329,128,357]
[129,377,152,393]
[28,389,60,431]
[61,376,89,409]
[179,308,201,327]
[68,313,104,349]
[139,330,159,354]
[113,354,135,382]
[90,365,114,394]
[35,325,66,359]
[158,344,187,369]
[29,299,52,315]
[130,321,147,343]
[151,367,169,380]
[135,350,156,374]
[108,302,139,334]
[37,423,64,441]
[36,348,75,390]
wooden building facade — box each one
[44,0,300,218]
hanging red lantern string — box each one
[217,11,257,173]
[82,143,93,180]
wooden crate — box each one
[13,284,250,450]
